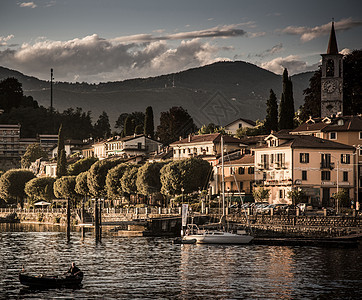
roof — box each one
[327,21,338,55]
[106,134,162,144]
[259,133,354,150]
[224,118,256,128]
[170,133,245,146]
[292,115,362,133]
[222,154,254,166]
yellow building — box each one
[254,133,355,207]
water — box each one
[1,224,362,299]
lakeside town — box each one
[0,22,361,241]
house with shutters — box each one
[254,133,355,207]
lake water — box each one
[1,224,362,299]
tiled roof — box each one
[292,115,362,133]
[170,133,245,146]
[258,133,354,150]
[222,154,254,165]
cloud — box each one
[0,35,14,46]
[250,43,283,59]
[260,55,319,75]
[0,34,229,82]
[19,2,37,8]
[112,24,249,43]
[281,18,362,42]
[340,48,352,55]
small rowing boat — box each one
[19,272,83,288]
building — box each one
[224,118,256,136]
[320,22,343,118]
[212,153,255,197]
[105,134,162,158]
[170,133,247,161]
[0,124,23,170]
[254,133,355,207]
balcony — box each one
[320,162,334,170]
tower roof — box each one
[327,21,338,54]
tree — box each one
[287,188,307,206]
[156,106,197,145]
[0,77,23,113]
[60,107,93,140]
[105,163,130,200]
[333,188,350,210]
[120,165,140,197]
[93,111,111,140]
[144,106,154,139]
[264,89,278,133]
[54,176,80,205]
[25,177,55,204]
[67,157,98,176]
[87,158,122,197]
[342,50,362,115]
[299,69,322,121]
[115,113,129,132]
[252,187,270,202]
[0,169,35,207]
[160,160,182,196]
[21,143,48,168]
[136,162,166,196]
[56,124,67,178]
[75,172,89,197]
[123,115,134,136]
[279,68,295,130]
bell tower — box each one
[321,21,343,117]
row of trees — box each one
[0,157,211,208]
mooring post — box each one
[66,197,71,241]
[94,198,99,241]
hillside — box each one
[0,62,314,128]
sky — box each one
[0,0,361,83]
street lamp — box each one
[181,187,184,206]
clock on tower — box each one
[321,21,343,118]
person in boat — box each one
[66,262,81,276]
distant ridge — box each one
[0,62,314,128]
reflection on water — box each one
[1,224,362,299]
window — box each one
[321,153,332,168]
[239,124,242,128]
[341,154,350,164]
[248,167,254,174]
[279,190,284,199]
[343,171,348,182]
[326,59,334,77]
[238,167,245,175]
[261,154,269,169]
[302,171,307,181]
[359,132,362,140]
[321,171,331,181]
[329,132,337,140]
[276,153,285,168]
[238,181,243,191]
[300,153,309,163]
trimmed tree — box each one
[75,171,89,197]
[25,177,55,205]
[0,169,35,207]
[54,176,79,206]
[136,162,166,196]
[144,106,154,139]
[87,158,123,198]
[252,187,270,203]
[160,160,182,196]
[120,165,140,200]
[68,157,98,176]
[21,143,48,169]
[123,115,134,136]
[105,163,130,200]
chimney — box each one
[188,134,192,142]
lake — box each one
[1,224,362,299]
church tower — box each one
[321,21,343,117]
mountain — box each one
[0,62,314,128]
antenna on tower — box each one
[50,68,54,112]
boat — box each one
[19,272,83,288]
[182,135,254,245]
[183,224,254,244]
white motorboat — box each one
[183,224,254,244]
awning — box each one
[34,201,51,206]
